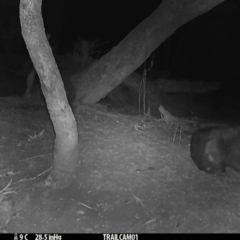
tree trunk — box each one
[71,0,224,107]
[20,0,79,189]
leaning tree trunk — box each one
[72,0,224,107]
[20,0,79,188]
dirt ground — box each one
[0,96,240,233]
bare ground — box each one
[0,97,240,233]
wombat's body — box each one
[190,126,240,174]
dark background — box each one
[0,0,240,101]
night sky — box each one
[0,0,240,90]
[61,0,161,46]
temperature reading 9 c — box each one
[19,234,28,240]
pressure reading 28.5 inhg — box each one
[35,234,49,240]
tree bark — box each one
[71,0,224,106]
[20,0,79,188]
